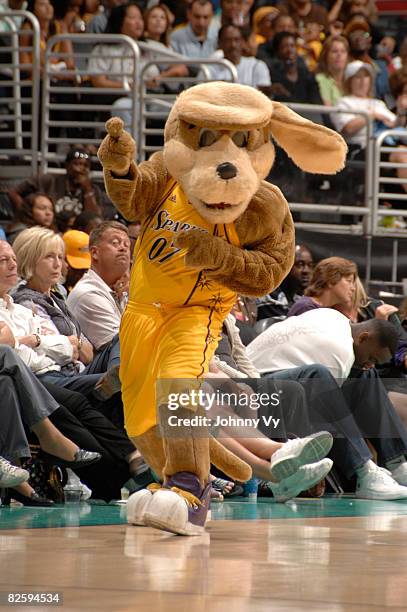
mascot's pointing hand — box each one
[97,117,136,176]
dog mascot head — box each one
[162,81,347,224]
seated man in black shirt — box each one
[256,244,314,320]
[266,31,323,103]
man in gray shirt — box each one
[170,0,219,58]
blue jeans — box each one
[84,335,120,374]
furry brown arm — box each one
[98,118,169,222]
[103,152,169,222]
[175,184,295,297]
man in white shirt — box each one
[247,309,407,500]
[248,309,369,379]
[170,0,219,58]
[209,24,271,92]
[67,221,130,371]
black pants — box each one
[42,382,133,501]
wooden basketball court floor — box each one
[1,497,407,611]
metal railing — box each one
[0,10,40,174]
[372,128,407,236]
[40,33,140,173]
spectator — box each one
[247,308,407,499]
[328,18,345,39]
[316,35,349,106]
[330,61,403,157]
[256,13,297,66]
[219,0,248,27]
[345,17,389,100]
[277,0,329,35]
[67,221,130,354]
[251,6,280,46]
[0,342,141,503]
[170,0,218,57]
[208,24,271,91]
[144,3,172,45]
[267,31,322,103]
[8,147,113,220]
[6,192,56,244]
[51,0,88,34]
[72,210,103,234]
[88,3,145,95]
[0,236,118,399]
[273,13,297,35]
[342,0,378,23]
[21,0,76,78]
[375,35,398,75]
[62,229,92,292]
[287,256,356,316]
[297,19,324,72]
[88,3,187,130]
[0,344,101,505]
[334,276,407,393]
[340,0,381,43]
[257,244,314,319]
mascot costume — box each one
[97,82,346,535]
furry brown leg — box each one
[131,426,165,480]
[158,405,210,487]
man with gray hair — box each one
[67,221,130,369]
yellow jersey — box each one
[129,179,240,313]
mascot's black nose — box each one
[216,162,237,180]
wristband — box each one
[84,191,95,198]
[32,333,41,348]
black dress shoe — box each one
[3,490,54,507]
[39,449,102,470]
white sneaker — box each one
[389,462,407,487]
[270,431,333,482]
[269,458,333,502]
[356,464,407,500]
[0,457,29,487]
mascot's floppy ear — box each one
[269,101,347,174]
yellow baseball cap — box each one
[63,230,91,269]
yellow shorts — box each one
[120,301,225,437]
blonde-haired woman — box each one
[12,226,119,399]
